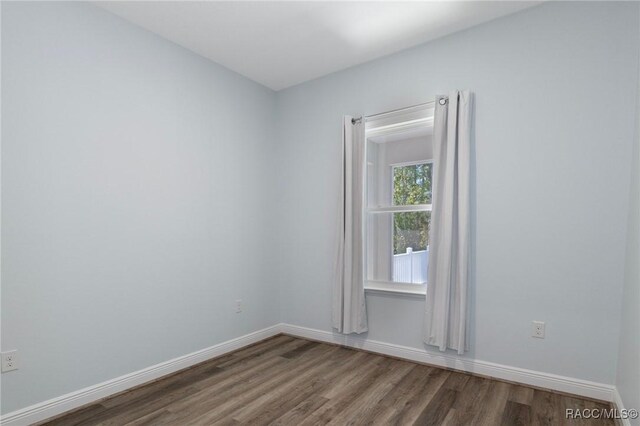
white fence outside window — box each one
[392,247,429,284]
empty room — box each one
[1,1,639,425]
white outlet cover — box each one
[532,321,545,339]
[1,350,19,372]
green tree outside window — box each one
[392,163,432,255]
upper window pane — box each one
[392,163,432,206]
[366,135,432,209]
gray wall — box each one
[275,1,639,385]
[1,2,279,413]
[616,19,640,419]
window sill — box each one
[364,281,426,297]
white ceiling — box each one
[96,1,540,91]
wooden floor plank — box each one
[269,394,330,426]
[231,346,364,424]
[279,340,317,359]
[531,389,566,426]
[298,356,400,425]
[90,350,293,426]
[82,338,307,426]
[176,344,341,424]
[447,375,492,425]
[361,364,428,425]
[413,388,458,425]
[324,359,415,425]
[508,384,536,405]
[39,336,613,426]
[442,371,471,391]
[501,400,532,426]
[470,380,511,426]
[585,399,616,426]
[37,404,106,426]
[384,366,451,425]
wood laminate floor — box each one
[41,335,614,426]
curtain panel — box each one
[424,91,473,354]
[332,116,368,334]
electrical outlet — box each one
[235,299,242,313]
[532,321,545,339]
[2,350,18,373]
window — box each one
[364,104,434,295]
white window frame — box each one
[363,103,434,296]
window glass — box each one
[393,163,432,206]
[393,211,430,256]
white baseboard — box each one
[0,325,281,426]
[612,388,632,426]
[1,322,623,425]
[280,323,616,403]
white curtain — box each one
[424,91,473,354]
[332,116,368,334]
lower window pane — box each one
[366,211,430,285]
